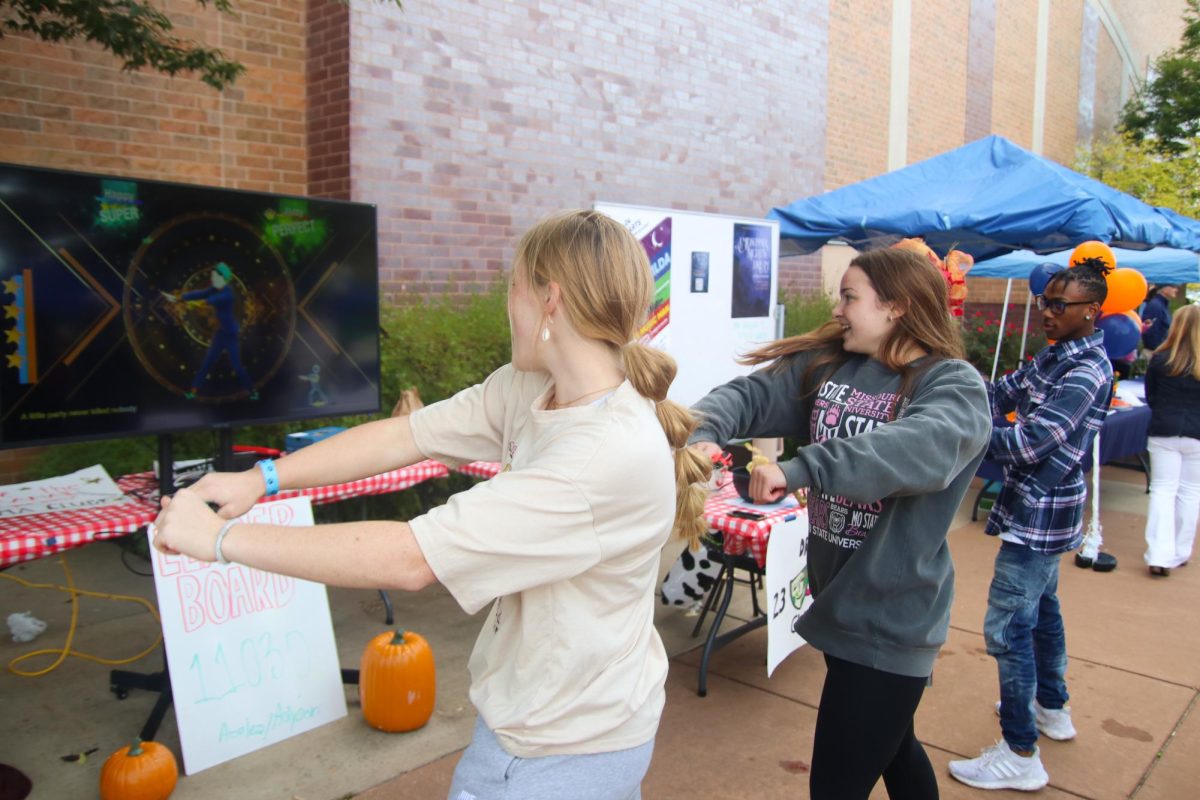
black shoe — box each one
[1074,551,1118,572]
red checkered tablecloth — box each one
[456,461,503,479]
[272,459,450,504]
[703,484,806,568]
[0,461,452,568]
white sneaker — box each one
[994,700,1078,741]
[948,740,1050,791]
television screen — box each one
[0,163,381,449]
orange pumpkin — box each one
[360,629,436,732]
[1068,240,1116,271]
[99,737,178,800]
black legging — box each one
[810,653,938,800]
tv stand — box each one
[155,429,240,496]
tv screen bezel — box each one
[0,161,383,451]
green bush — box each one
[781,289,836,338]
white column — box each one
[888,0,912,171]
[1032,0,1050,154]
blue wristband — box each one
[256,458,279,496]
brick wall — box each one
[346,0,829,303]
[990,0,1038,149]
[965,0,997,140]
[825,1,891,188]
[1043,0,1083,165]
[0,0,307,194]
[1092,22,1126,137]
[908,0,970,164]
[308,0,350,199]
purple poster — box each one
[731,223,772,318]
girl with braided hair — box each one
[153,209,710,799]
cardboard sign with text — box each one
[766,515,812,677]
[148,496,346,774]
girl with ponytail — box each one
[153,208,708,799]
[690,247,992,800]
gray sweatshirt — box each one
[691,352,991,677]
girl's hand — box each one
[690,441,722,461]
[748,462,788,504]
[189,468,267,519]
[153,489,223,561]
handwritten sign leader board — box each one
[147,496,347,774]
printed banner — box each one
[638,217,672,342]
[148,497,347,774]
[731,223,773,318]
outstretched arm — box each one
[153,489,435,591]
[190,414,424,518]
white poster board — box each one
[765,514,812,677]
[147,497,347,774]
[594,202,780,405]
[0,465,136,518]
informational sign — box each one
[594,202,780,405]
[147,497,347,774]
[765,514,812,677]
[0,465,135,518]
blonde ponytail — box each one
[622,342,712,548]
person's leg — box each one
[447,717,515,800]
[950,542,1055,791]
[448,716,654,800]
[983,542,1049,753]
[1172,438,1200,567]
[1145,437,1183,569]
[810,653,932,800]
[881,720,939,800]
[1032,555,1068,710]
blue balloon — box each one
[1096,313,1140,359]
[1028,262,1062,296]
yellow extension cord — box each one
[1,553,162,677]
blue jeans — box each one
[983,540,1070,752]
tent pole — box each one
[1018,291,1033,362]
[990,279,1013,382]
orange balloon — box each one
[1123,310,1142,327]
[1069,240,1117,270]
[1101,268,1148,315]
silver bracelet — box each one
[214,519,239,565]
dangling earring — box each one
[1085,315,1092,320]
[541,327,550,342]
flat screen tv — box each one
[0,163,381,453]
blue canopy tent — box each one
[768,134,1200,260]
[971,245,1200,285]
[768,134,1200,379]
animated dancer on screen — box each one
[162,262,258,400]
[299,364,327,407]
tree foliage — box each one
[1121,0,1200,154]
[1076,132,1200,219]
[0,0,246,90]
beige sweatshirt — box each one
[408,364,675,757]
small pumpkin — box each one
[99,737,178,800]
[360,629,436,732]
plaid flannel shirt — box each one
[985,331,1113,553]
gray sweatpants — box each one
[447,716,655,800]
